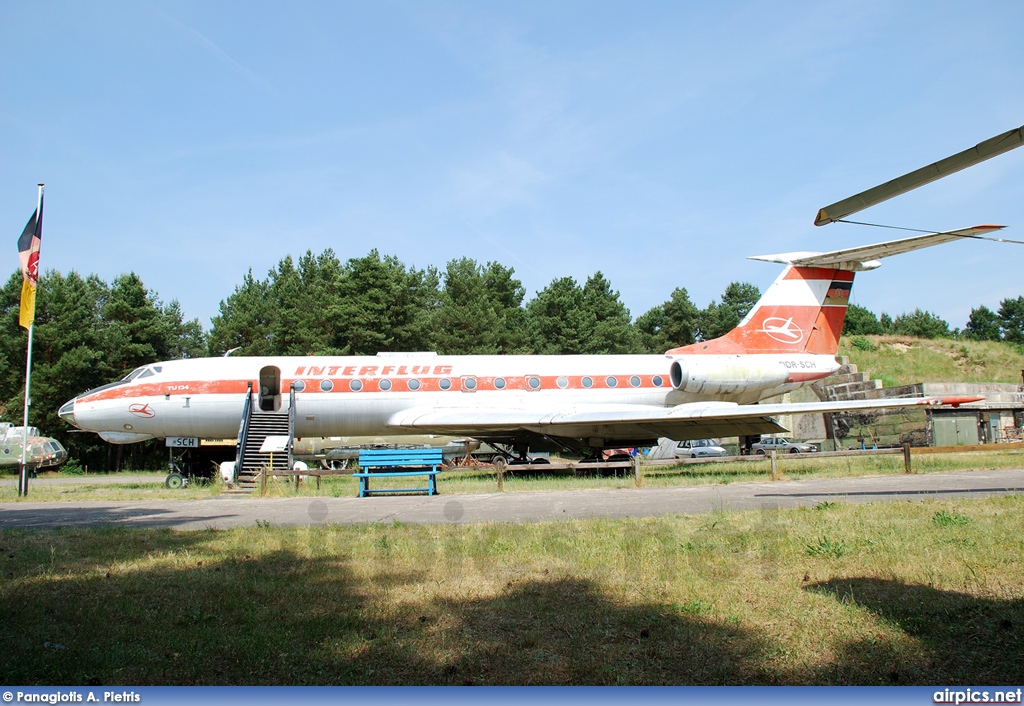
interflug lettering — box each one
[295,365,453,376]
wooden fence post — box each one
[770,450,778,480]
[494,457,505,492]
[903,443,912,474]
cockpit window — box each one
[78,364,163,400]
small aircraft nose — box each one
[59,398,78,428]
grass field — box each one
[1,493,1022,685]
[3,450,1022,685]
[838,335,1024,388]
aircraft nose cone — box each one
[59,398,78,428]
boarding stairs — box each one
[237,412,292,486]
[234,382,296,488]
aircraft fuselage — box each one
[60,352,840,445]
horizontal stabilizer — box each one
[748,225,1005,271]
[815,125,1024,226]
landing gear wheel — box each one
[165,472,185,489]
[492,456,507,473]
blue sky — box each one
[2,0,1023,334]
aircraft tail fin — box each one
[667,225,1005,357]
[668,266,852,356]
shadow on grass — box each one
[8,528,1022,686]
[0,529,781,686]
[0,504,239,529]
[803,577,1024,684]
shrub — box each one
[60,459,85,476]
[850,336,876,352]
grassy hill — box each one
[837,335,1024,388]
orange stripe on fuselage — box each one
[80,374,673,401]
[82,379,250,402]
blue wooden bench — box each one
[354,448,443,497]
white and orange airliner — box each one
[59,227,996,458]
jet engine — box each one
[668,357,788,396]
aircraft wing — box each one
[387,395,980,443]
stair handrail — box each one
[236,381,254,476]
[287,381,296,470]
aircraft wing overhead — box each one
[387,396,980,443]
[814,125,1024,226]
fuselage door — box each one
[259,366,281,412]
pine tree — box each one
[526,277,590,354]
[432,259,528,354]
[964,305,1002,341]
[636,287,699,352]
[998,296,1024,344]
[207,270,275,356]
[581,272,641,354]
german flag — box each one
[17,193,43,329]
[824,279,852,306]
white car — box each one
[675,439,729,458]
[750,437,818,454]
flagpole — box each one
[18,183,43,498]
